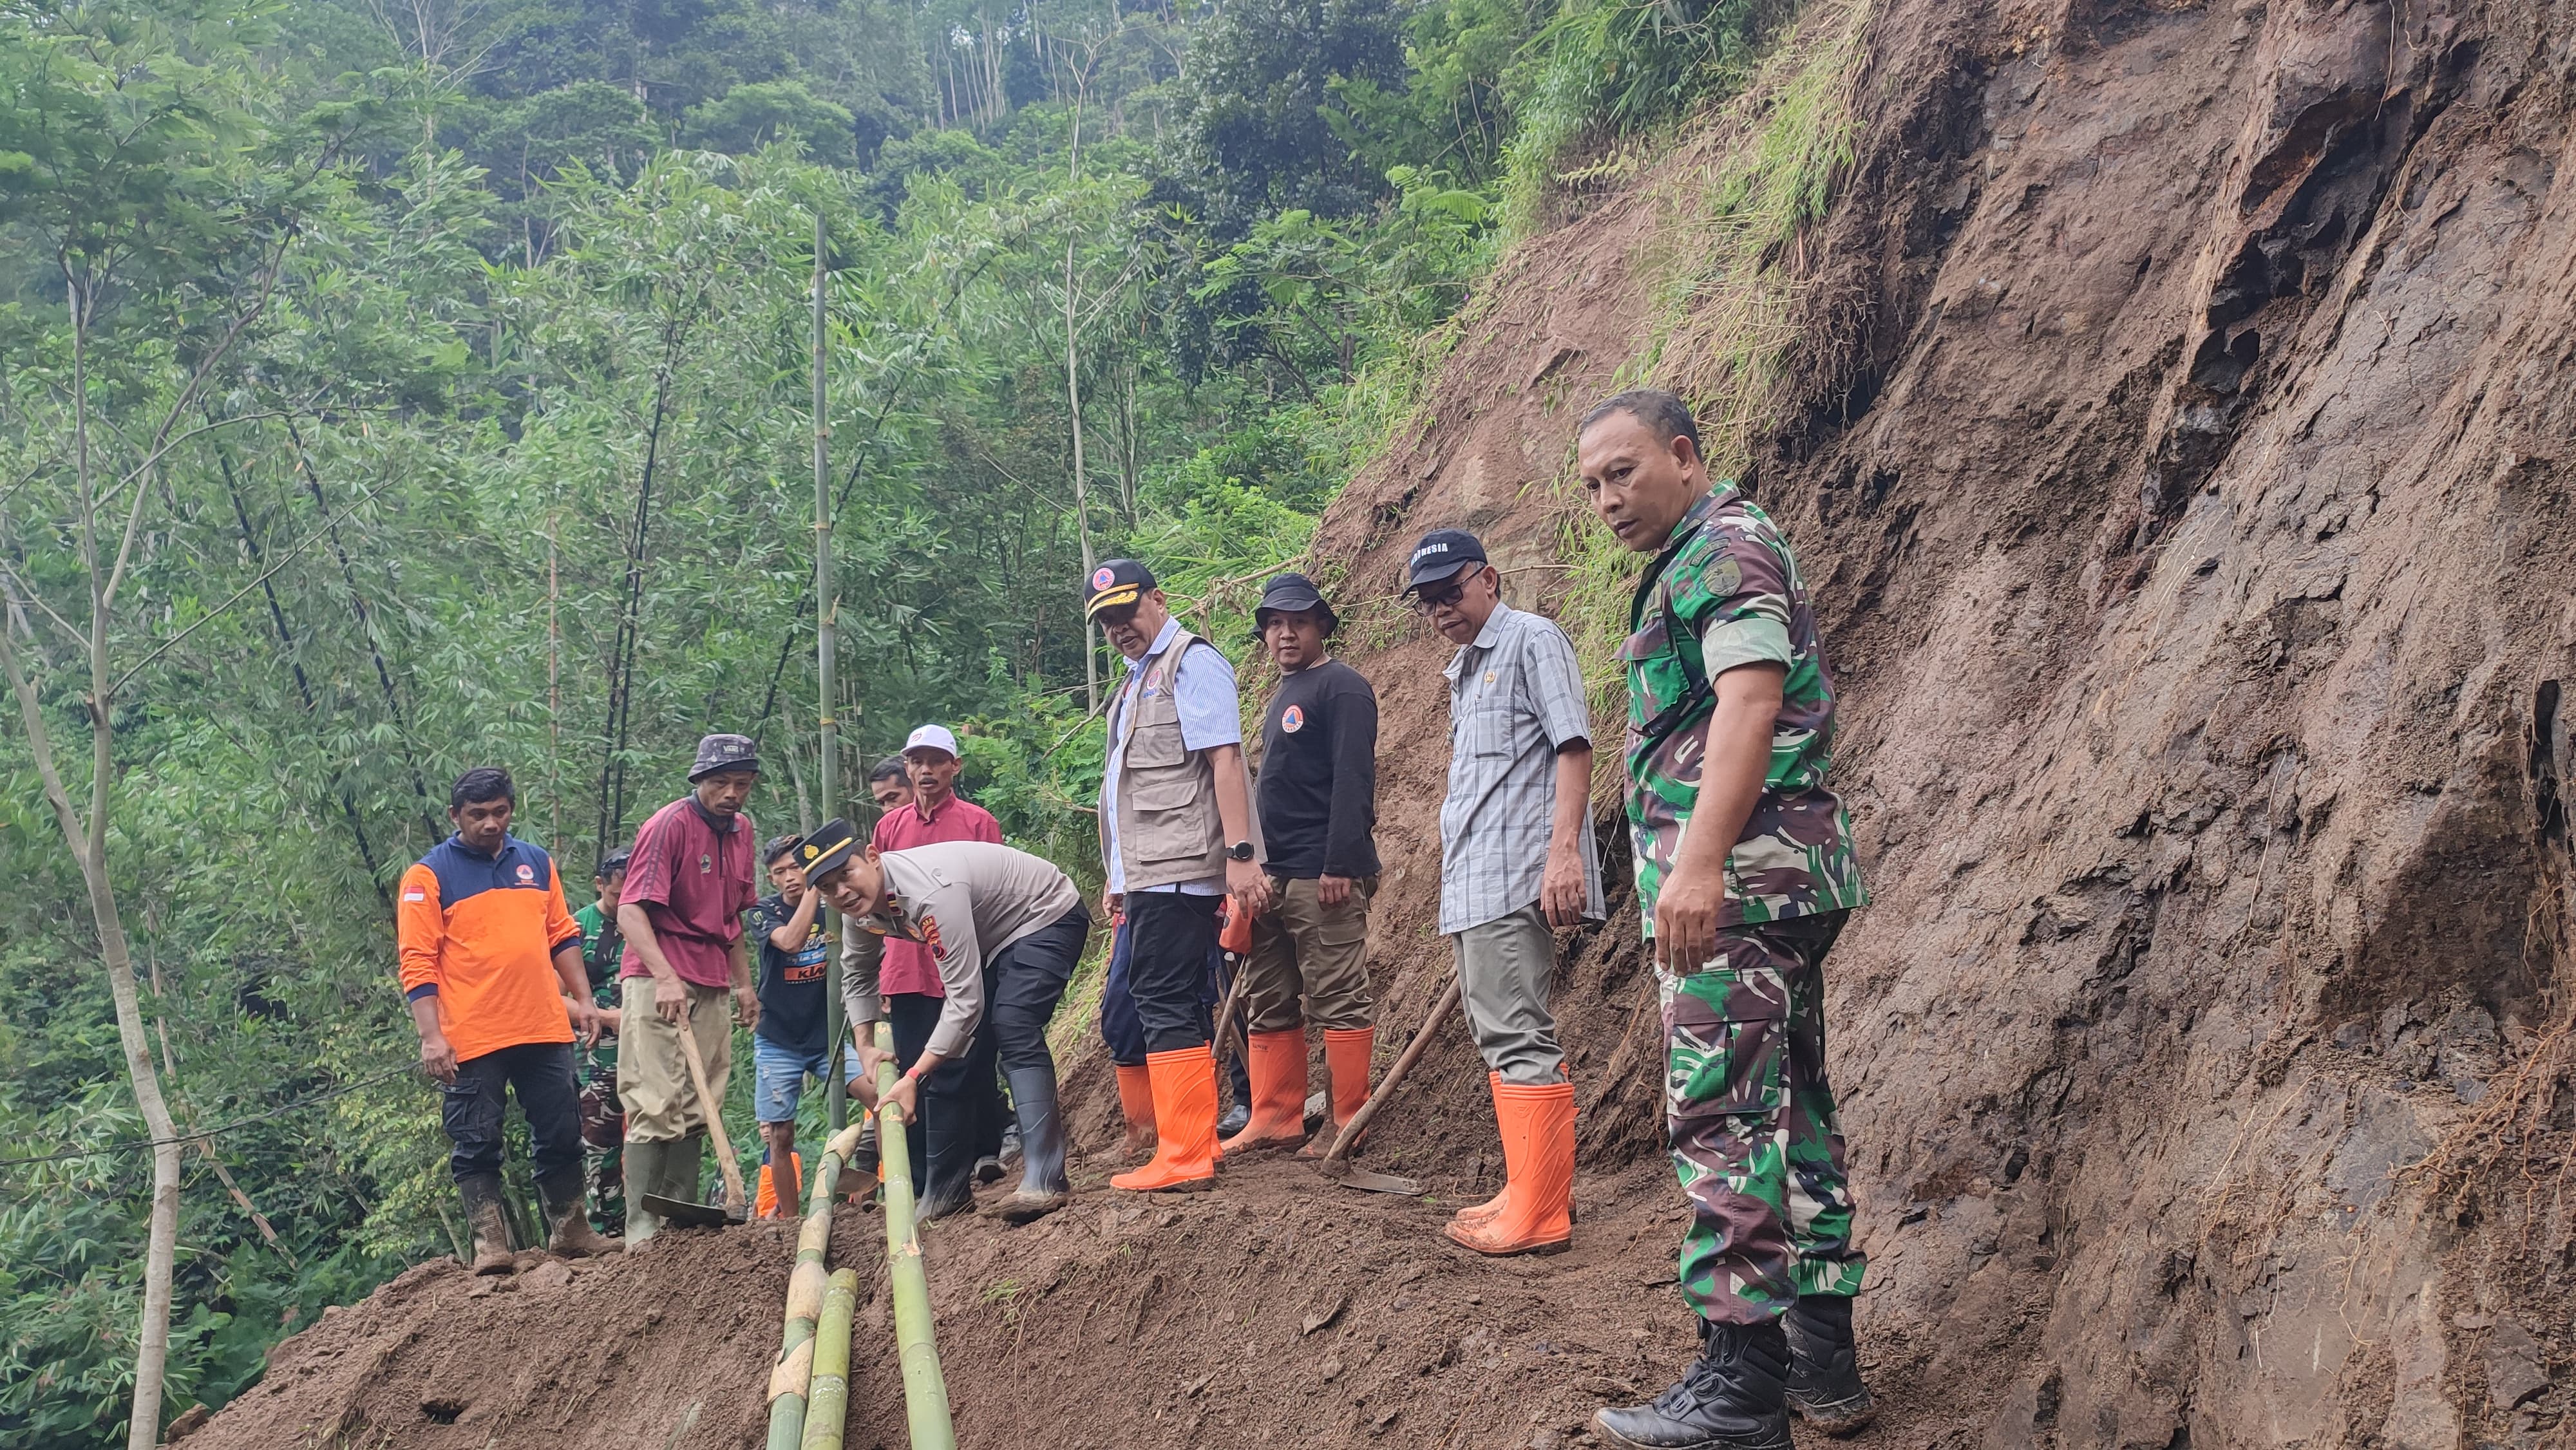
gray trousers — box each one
[1450,903,1566,1085]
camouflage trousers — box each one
[1659,910,1864,1324]
[578,1063,625,1235]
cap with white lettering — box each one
[1402,529,1488,594]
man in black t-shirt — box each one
[1224,572,1384,1158]
[746,833,837,1218]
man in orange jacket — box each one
[399,767,621,1274]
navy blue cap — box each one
[1253,572,1338,637]
[1402,529,1488,593]
[1084,559,1158,618]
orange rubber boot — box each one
[1300,1026,1374,1159]
[1323,1027,1374,1126]
[1220,1029,1309,1156]
[1444,1080,1573,1256]
[1115,1063,1157,1163]
[1111,1047,1219,1193]
[1449,1073,1513,1229]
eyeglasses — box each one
[1410,581,1467,612]
[1094,605,1142,630]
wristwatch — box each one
[1227,840,1256,862]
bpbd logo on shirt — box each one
[515,863,535,884]
[1280,704,1305,733]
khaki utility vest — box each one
[1106,626,1258,890]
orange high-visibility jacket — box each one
[397,834,584,1063]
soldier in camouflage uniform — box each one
[571,850,630,1236]
[1580,391,1875,1450]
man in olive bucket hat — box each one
[614,733,762,1243]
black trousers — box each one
[1125,890,1224,1055]
[987,903,1092,1076]
[886,993,994,1198]
[442,1040,583,1185]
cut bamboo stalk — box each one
[875,1022,956,1450]
[798,1268,861,1450]
[766,1120,869,1450]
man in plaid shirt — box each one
[1411,527,1602,1258]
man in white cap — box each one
[855,724,1007,1214]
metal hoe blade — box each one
[636,1191,740,1229]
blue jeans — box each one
[752,1037,838,1125]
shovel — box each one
[1312,972,1462,1196]
[635,1000,749,1229]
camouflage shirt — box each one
[573,902,620,1080]
[1622,485,1867,937]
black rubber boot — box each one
[1593,1317,1793,1450]
[917,1098,978,1221]
[992,1066,1070,1224]
[1785,1295,1875,1435]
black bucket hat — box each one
[1252,571,1338,637]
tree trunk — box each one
[5,266,185,1450]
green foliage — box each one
[1501,0,1797,228]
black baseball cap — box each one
[1084,559,1157,619]
[688,733,761,781]
[1253,572,1338,637]
[799,816,862,884]
[1402,529,1488,594]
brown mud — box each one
[195,0,2575,1445]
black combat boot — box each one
[1784,1294,1875,1435]
[1593,1316,1792,1450]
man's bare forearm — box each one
[1209,742,1254,842]
[1672,690,1778,886]
[1549,742,1593,854]
[550,943,589,1001]
[408,995,446,1046]
[616,901,679,981]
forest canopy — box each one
[0,0,1794,1440]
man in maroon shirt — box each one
[615,733,762,1243]
[853,723,1006,1215]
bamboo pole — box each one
[764,1120,868,1450]
[875,1023,956,1450]
[799,1268,861,1450]
[815,207,846,1140]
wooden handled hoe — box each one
[636,1001,750,1229]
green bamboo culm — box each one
[875,1021,957,1450]
[766,1120,871,1450]
[799,1268,862,1450]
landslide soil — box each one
[197,0,2576,1446]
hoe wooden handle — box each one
[1320,972,1462,1169]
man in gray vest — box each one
[1086,559,1269,1194]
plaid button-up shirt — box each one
[1437,601,1605,934]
